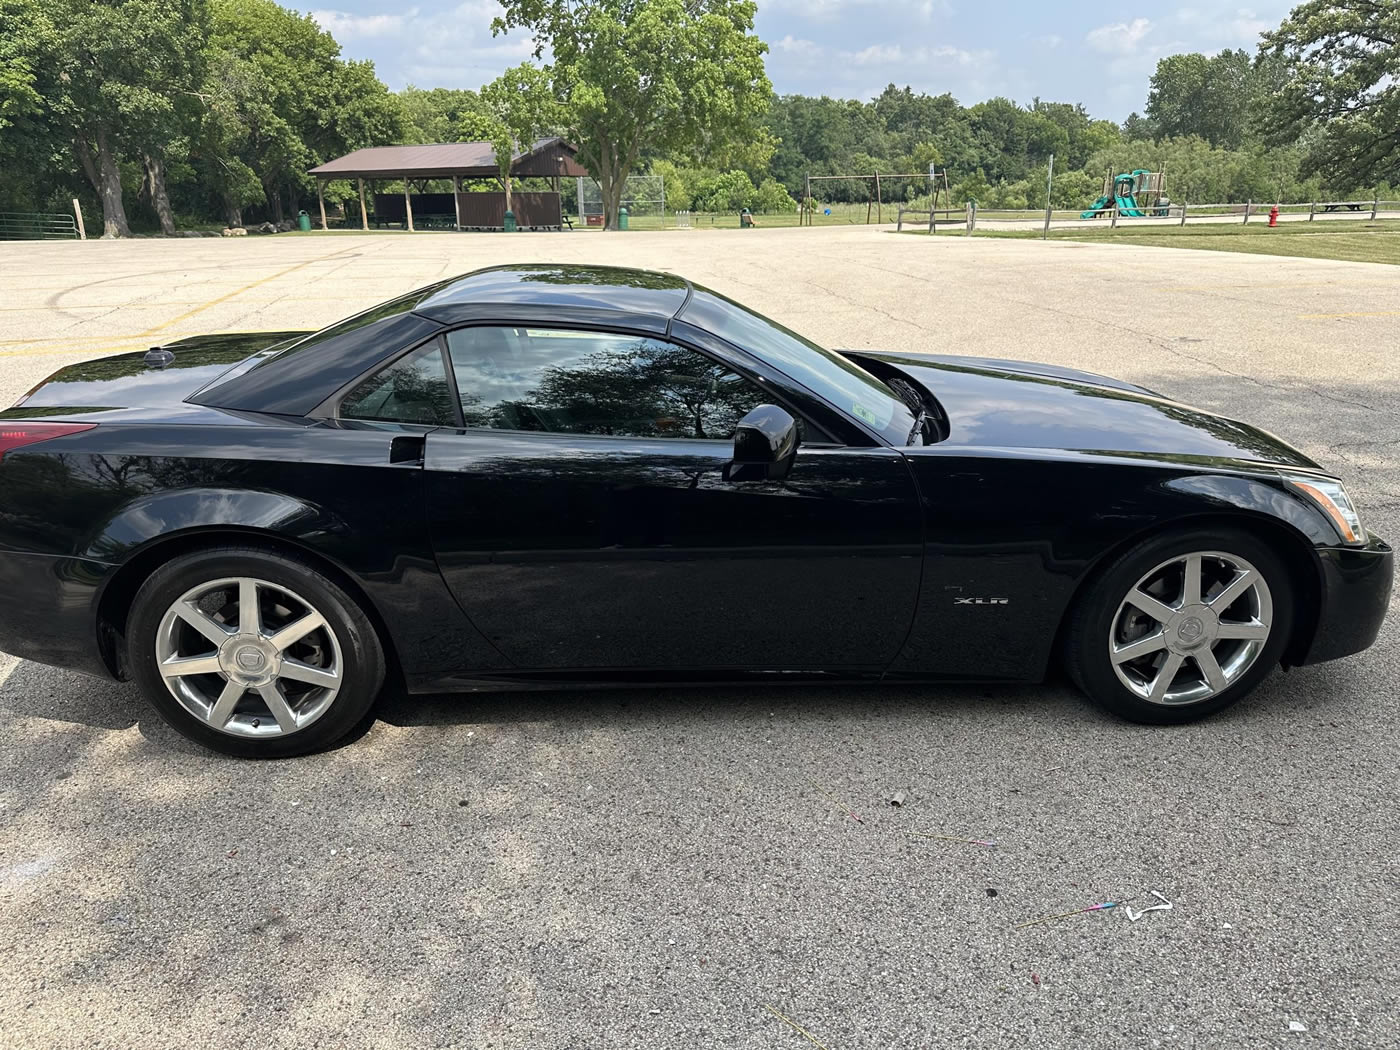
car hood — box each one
[852,350,1321,470]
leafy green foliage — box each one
[1260,0,1400,190]
[399,86,489,144]
[494,0,771,228]
[1146,50,1269,149]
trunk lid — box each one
[8,332,309,417]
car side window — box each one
[444,327,771,440]
[340,343,457,426]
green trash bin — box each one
[618,207,628,231]
[504,209,517,233]
[296,210,311,232]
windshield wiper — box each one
[906,407,927,445]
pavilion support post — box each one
[358,178,368,231]
[875,170,882,224]
[452,175,462,231]
[317,179,328,230]
[404,178,415,232]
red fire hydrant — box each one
[1268,205,1279,227]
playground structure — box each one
[1081,168,1167,219]
[802,168,953,225]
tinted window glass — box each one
[680,289,916,446]
[445,327,763,439]
[340,344,456,425]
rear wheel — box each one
[1066,528,1294,724]
[127,547,385,757]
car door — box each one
[422,324,924,672]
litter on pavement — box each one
[1123,891,1173,922]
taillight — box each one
[0,423,97,461]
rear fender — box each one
[81,486,343,563]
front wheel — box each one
[127,547,386,757]
[1066,529,1295,724]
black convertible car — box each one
[0,265,1391,757]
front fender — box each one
[1161,472,1341,548]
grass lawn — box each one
[912,218,1400,266]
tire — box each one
[1065,527,1295,725]
[127,546,386,757]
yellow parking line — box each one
[138,254,334,337]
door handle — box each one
[390,435,426,465]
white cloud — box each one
[310,8,419,39]
[774,35,823,59]
[1175,7,1272,48]
[843,43,990,68]
[1086,18,1153,55]
[763,0,951,20]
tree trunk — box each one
[224,195,243,228]
[143,153,176,236]
[74,136,100,193]
[93,127,132,238]
[603,175,625,230]
[268,186,285,225]
[504,174,513,215]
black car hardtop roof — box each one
[189,265,696,417]
[412,264,692,329]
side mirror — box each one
[726,404,798,482]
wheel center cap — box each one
[218,636,281,685]
[1168,605,1218,652]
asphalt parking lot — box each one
[1,226,1397,1049]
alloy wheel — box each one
[1108,551,1273,706]
[154,576,344,738]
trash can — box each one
[296,210,311,232]
[618,207,628,231]
[740,207,754,228]
[503,209,517,233]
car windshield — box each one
[680,288,917,446]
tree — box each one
[44,0,210,237]
[201,0,403,227]
[399,86,488,144]
[494,0,771,229]
[1146,50,1262,149]
[1260,0,1400,190]
[480,63,563,214]
[0,0,65,212]
[1121,112,1156,141]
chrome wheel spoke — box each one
[177,603,234,648]
[1126,588,1176,624]
[239,578,261,635]
[1195,647,1228,693]
[1112,631,1167,664]
[1182,554,1203,606]
[267,610,327,653]
[208,679,246,728]
[1148,652,1185,702]
[1210,568,1258,611]
[257,683,299,734]
[279,658,341,688]
[1217,620,1269,641]
[159,653,223,679]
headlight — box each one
[1285,474,1367,545]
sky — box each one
[307,1,1295,123]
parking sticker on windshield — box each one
[852,403,878,426]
